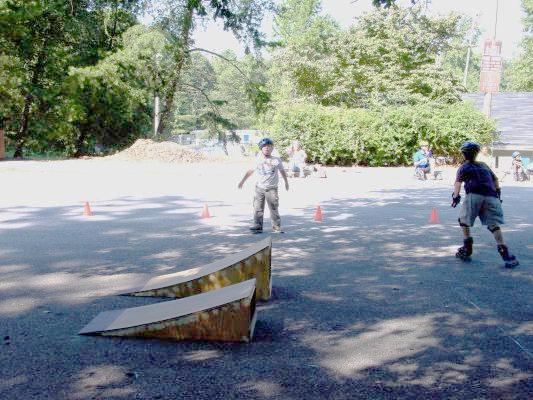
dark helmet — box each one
[258,137,274,149]
[460,141,481,159]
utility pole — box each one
[463,46,472,88]
[493,0,499,40]
[153,92,160,138]
[0,120,5,160]
[153,52,162,138]
[463,13,480,88]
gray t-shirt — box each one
[291,149,307,164]
[255,154,284,189]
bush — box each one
[267,101,495,166]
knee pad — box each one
[487,225,500,233]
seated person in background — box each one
[511,151,528,181]
[413,140,432,180]
[287,140,307,178]
[528,160,533,176]
[477,146,495,170]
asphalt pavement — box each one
[0,160,531,399]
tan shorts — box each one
[459,193,504,227]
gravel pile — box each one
[108,139,206,163]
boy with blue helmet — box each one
[238,138,289,233]
[451,141,519,268]
[511,151,529,181]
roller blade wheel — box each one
[456,238,473,262]
[498,245,519,269]
[504,258,519,269]
[455,250,471,262]
[249,226,263,234]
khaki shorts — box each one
[459,193,504,227]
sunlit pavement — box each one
[1,159,531,399]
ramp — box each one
[79,279,257,342]
[122,236,272,301]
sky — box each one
[188,0,526,60]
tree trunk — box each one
[108,5,118,49]
[13,95,32,159]
[157,5,195,136]
[0,126,5,160]
[153,91,160,137]
[13,42,48,159]
[74,131,87,157]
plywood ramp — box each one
[79,279,257,342]
[122,236,272,301]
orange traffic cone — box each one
[201,204,211,219]
[314,205,323,222]
[429,207,439,224]
[83,202,93,216]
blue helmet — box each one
[512,151,520,158]
[258,137,274,149]
[460,141,481,158]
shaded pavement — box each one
[0,162,532,399]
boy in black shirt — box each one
[451,141,519,268]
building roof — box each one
[462,92,533,152]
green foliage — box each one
[1,0,273,155]
[209,50,268,128]
[148,0,274,135]
[262,2,488,166]
[267,102,495,166]
[504,0,533,91]
[0,0,502,162]
[269,0,339,106]
[522,0,533,32]
[0,54,23,125]
[269,4,465,109]
[66,63,151,155]
[65,24,167,154]
[0,0,142,156]
[372,0,416,7]
[440,15,482,92]
[152,0,273,50]
[170,48,269,141]
[273,0,322,44]
[171,52,218,135]
[504,40,533,91]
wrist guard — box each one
[451,193,461,208]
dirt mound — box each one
[108,139,206,163]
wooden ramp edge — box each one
[79,279,257,343]
[122,236,272,301]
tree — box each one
[273,0,322,44]
[66,24,166,155]
[267,102,495,166]
[271,5,465,108]
[441,15,482,92]
[372,0,418,8]
[172,51,270,148]
[171,52,219,136]
[505,0,533,91]
[209,50,266,129]
[0,0,141,157]
[268,0,340,106]
[0,54,23,133]
[147,0,274,137]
